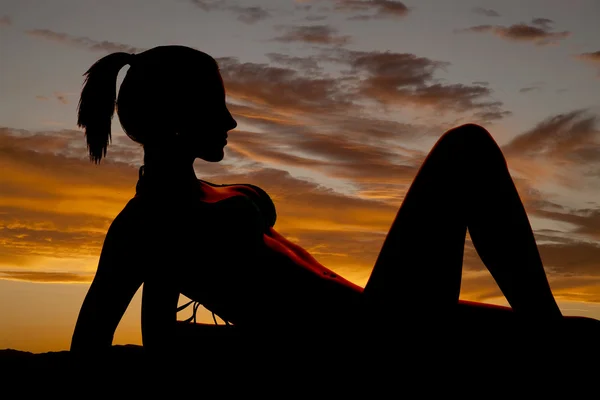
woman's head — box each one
[77,45,237,163]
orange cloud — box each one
[0,271,94,283]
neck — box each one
[142,146,197,182]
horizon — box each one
[1,0,600,353]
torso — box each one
[128,172,362,329]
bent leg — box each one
[364,124,561,320]
[363,124,470,315]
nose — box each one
[226,109,237,131]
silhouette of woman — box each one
[70,45,580,354]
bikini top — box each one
[134,166,278,325]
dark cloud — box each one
[265,52,323,75]
[232,5,271,24]
[189,0,222,11]
[519,86,540,94]
[473,109,513,122]
[472,7,500,17]
[229,128,422,187]
[189,0,271,24]
[538,240,600,276]
[518,82,544,94]
[531,17,553,29]
[334,0,410,20]
[456,19,570,46]
[503,109,600,160]
[472,81,489,86]
[26,29,145,53]
[328,49,509,120]
[578,51,600,63]
[273,25,351,46]
[217,56,353,114]
[577,51,600,76]
[222,49,510,130]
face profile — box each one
[77,45,238,164]
[177,70,238,163]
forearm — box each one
[265,227,323,266]
[263,227,363,292]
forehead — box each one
[172,64,223,92]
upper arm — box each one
[70,206,144,352]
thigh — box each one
[363,127,471,311]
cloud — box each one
[0,271,93,283]
[519,86,540,94]
[34,92,72,104]
[0,125,404,286]
[502,109,600,161]
[334,0,410,20]
[54,92,69,104]
[456,18,571,46]
[189,0,222,11]
[0,127,143,279]
[217,56,353,115]
[189,0,271,24]
[0,15,11,26]
[273,25,351,46]
[576,51,600,76]
[265,52,323,75]
[473,110,512,122]
[25,29,145,53]
[472,7,500,17]
[327,49,510,120]
[578,51,600,63]
[518,82,544,94]
[531,17,553,29]
[2,115,600,304]
[233,6,271,24]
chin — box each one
[199,150,224,162]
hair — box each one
[77,45,219,163]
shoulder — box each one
[201,180,277,228]
[237,184,277,228]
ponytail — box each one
[77,52,134,163]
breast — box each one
[197,180,277,228]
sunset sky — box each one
[1,0,600,352]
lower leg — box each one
[461,126,562,320]
[364,124,561,320]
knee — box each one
[447,123,494,142]
[440,123,501,156]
